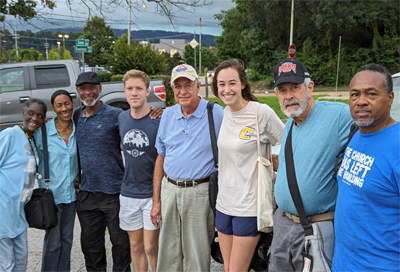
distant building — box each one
[151,39,186,57]
[209,46,216,54]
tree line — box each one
[214,0,399,87]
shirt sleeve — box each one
[155,114,166,156]
[260,104,285,146]
[337,104,353,148]
[0,129,13,168]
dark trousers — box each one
[42,202,76,272]
[76,191,131,272]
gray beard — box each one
[353,106,374,127]
[354,119,374,127]
[81,96,100,107]
[281,91,310,118]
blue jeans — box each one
[41,202,76,272]
[0,229,28,272]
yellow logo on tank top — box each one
[239,126,255,140]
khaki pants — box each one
[157,177,215,272]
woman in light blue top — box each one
[0,98,47,272]
[35,90,78,272]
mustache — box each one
[354,106,373,113]
[283,98,300,107]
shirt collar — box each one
[48,118,58,136]
[82,101,106,118]
[48,117,77,136]
[176,96,207,120]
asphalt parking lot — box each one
[27,216,225,272]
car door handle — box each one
[69,93,77,99]
[19,96,30,103]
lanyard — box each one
[21,126,39,175]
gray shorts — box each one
[268,208,305,272]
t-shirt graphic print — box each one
[118,110,160,199]
[123,129,149,157]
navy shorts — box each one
[215,209,260,237]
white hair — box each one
[171,78,199,87]
[274,77,312,93]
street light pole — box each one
[290,0,294,46]
[196,18,205,74]
[194,30,196,70]
[58,34,69,59]
[57,41,61,58]
[128,0,131,45]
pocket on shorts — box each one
[195,182,209,196]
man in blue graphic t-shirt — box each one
[332,64,399,271]
[118,69,160,272]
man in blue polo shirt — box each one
[74,72,131,271]
[150,64,224,271]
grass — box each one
[207,94,349,122]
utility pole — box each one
[289,0,294,46]
[196,18,205,74]
[194,30,196,70]
[44,38,49,60]
[128,0,131,45]
[13,22,19,58]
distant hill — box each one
[42,28,216,46]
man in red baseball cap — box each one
[269,58,353,272]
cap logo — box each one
[278,63,296,76]
[176,65,188,73]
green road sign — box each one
[76,39,89,46]
[74,45,92,53]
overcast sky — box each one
[5,0,236,36]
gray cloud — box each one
[10,0,236,35]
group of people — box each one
[0,56,398,272]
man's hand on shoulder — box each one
[150,107,163,119]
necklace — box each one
[380,117,391,131]
[55,119,72,132]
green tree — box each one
[63,49,73,60]
[48,48,60,60]
[80,15,116,66]
[107,41,168,76]
[215,0,399,86]
[37,53,44,61]
[183,44,217,69]
[214,5,249,63]
[0,0,55,22]
[1,54,7,63]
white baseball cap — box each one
[171,64,199,84]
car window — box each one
[391,74,400,122]
[0,67,25,93]
[393,78,400,87]
[34,66,70,89]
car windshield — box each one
[391,73,400,122]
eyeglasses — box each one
[172,82,196,92]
